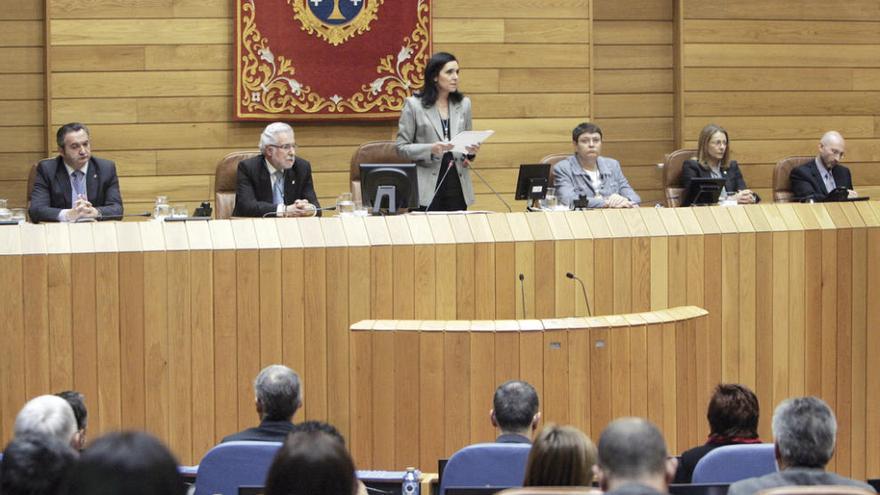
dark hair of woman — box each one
[523,424,597,487]
[706,383,760,440]
[63,431,186,495]
[265,430,358,495]
[418,51,463,108]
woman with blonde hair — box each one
[523,424,598,487]
[681,124,758,204]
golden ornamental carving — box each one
[238,0,429,117]
[289,0,383,47]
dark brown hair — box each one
[707,383,760,438]
[265,430,357,495]
[696,124,731,170]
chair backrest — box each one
[662,148,697,207]
[349,140,409,203]
[691,444,777,484]
[772,155,813,203]
[757,486,877,495]
[539,153,570,188]
[214,151,259,219]
[498,488,600,495]
[193,441,282,495]
[440,443,532,495]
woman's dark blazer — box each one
[680,159,760,203]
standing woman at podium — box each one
[396,52,480,211]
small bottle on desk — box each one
[402,467,420,495]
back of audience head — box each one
[56,390,88,450]
[491,380,540,437]
[596,417,676,492]
[63,431,186,495]
[772,396,836,470]
[523,424,597,487]
[291,420,345,445]
[265,430,358,495]
[14,394,77,446]
[1,434,77,495]
[254,364,302,422]
[706,383,759,440]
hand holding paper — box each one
[449,130,494,154]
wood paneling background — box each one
[1,204,879,477]
[2,0,878,211]
[681,0,880,202]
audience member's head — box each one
[491,380,540,439]
[56,390,88,450]
[63,431,186,495]
[14,395,77,446]
[291,420,345,445]
[523,424,597,487]
[706,383,759,440]
[1,434,77,495]
[265,430,358,495]
[254,364,302,422]
[772,396,837,470]
[595,417,676,492]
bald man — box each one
[790,131,856,201]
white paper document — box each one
[449,130,494,154]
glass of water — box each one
[336,192,355,216]
[543,187,558,209]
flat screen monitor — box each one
[360,163,419,214]
[514,164,551,201]
[681,177,727,207]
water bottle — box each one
[402,467,420,495]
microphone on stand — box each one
[518,273,526,320]
[468,162,512,212]
[566,271,593,317]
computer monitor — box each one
[359,163,419,214]
[514,164,551,202]
[681,177,727,206]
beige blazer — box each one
[395,95,474,207]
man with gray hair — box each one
[593,417,677,495]
[490,380,541,443]
[14,395,78,447]
[232,122,321,217]
[727,397,875,495]
[221,364,303,443]
[790,131,857,201]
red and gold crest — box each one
[235,0,431,121]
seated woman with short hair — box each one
[681,124,759,204]
[673,383,762,484]
[523,424,598,487]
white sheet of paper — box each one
[448,130,494,154]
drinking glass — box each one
[336,192,354,215]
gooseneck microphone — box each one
[518,273,526,320]
[469,162,512,212]
[566,271,593,317]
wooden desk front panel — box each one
[0,203,877,475]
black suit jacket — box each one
[790,159,853,201]
[220,419,295,443]
[681,159,760,202]
[28,156,123,223]
[232,155,321,217]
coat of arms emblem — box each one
[290,0,384,46]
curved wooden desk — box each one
[350,307,708,472]
[0,203,877,476]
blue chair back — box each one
[193,441,283,495]
[692,443,777,484]
[440,442,532,495]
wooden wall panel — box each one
[682,0,880,201]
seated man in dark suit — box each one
[491,380,541,443]
[727,397,875,495]
[594,418,677,495]
[221,364,302,443]
[29,122,123,223]
[790,131,857,201]
[232,122,321,217]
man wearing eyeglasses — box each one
[790,131,857,202]
[233,122,321,217]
